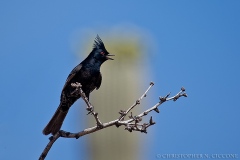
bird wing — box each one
[95,72,102,90]
[62,64,82,91]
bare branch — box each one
[39,132,60,160]
[71,82,103,127]
[39,82,187,160]
[116,87,187,132]
[118,81,154,121]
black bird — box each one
[43,35,114,135]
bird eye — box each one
[100,52,105,55]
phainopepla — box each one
[43,35,114,135]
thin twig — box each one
[118,81,154,121]
[71,82,103,127]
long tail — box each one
[42,105,69,135]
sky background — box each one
[0,0,240,160]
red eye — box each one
[100,52,104,55]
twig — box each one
[117,87,187,131]
[39,83,187,160]
[71,82,103,127]
[118,81,154,121]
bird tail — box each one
[42,105,69,135]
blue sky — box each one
[0,1,240,160]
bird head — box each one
[92,35,114,62]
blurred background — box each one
[0,1,240,160]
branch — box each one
[39,132,60,160]
[39,83,187,160]
[117,87,187,133]
[71,82,103,127]
[118,81,154,121]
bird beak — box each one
[106,54,114,60]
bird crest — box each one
[93,35,106,50]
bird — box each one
[43,35,114,135]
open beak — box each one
[106,54,114,60]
